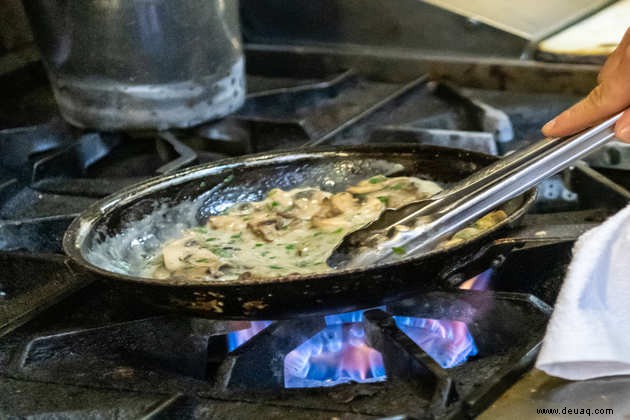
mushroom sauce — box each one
[151,175,506,281]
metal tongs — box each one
[328,113,622,269]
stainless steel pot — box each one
[23,0,246,131]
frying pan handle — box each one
[437,220,597,286]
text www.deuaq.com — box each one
[536,407,613,416]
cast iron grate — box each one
[1,276,549,419]
[0,61,588,254]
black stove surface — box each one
[1,52,629,419]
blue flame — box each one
[324,306,385,325]
[227,320,273,351]
[393,317,478,368]
[284,322,386,388]
[284,299,481,387]
[284,307,388,388]
[459,268,493,291]
[389,270,490,368]
[262,270,490,387]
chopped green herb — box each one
[269,265,283,269]
[332,227,344,234]
[377,195,389,205]
[388,183,404,190]
[210,248,233,258]
[369,175,387,184]
[392,246,406,255]
[192,227,209,234]
[196,258,210,263]
[261,251,270,257]
[313,231,324,237]
[230,233,242,240]
[266,200,280,211]
[255,243,264,247]
[205,237,216,242]
[285,244,295,250]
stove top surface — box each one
[1,48,629,419]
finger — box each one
[614,108,630,143]
[542,83,630,137]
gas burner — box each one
[2,269,549,419]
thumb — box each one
[542,83,630,137]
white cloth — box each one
[536,203,630,380]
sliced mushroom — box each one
[330,192,358,212]
[451,227,481,241]
[313,197,341,219]
[311,214,349,230]
[265,188,294,209]
[312,195,384,230]
[293,189,316,200]
[247,218,277,242]
[473,210,507,230]
[362,178,441,209]
[246,214,295,242]
[228,202,257,216]
[208,215,247,231]
[287,189,331,219]
[361,195,387,214]
[346,176,388,194]
[438,237,465,249]
[162,236,222,271]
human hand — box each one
[542,28,630,143]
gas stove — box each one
[1,45,630,419]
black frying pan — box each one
[63,145,536,319]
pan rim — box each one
[62,143,537,288]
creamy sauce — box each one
[151,176,442,281]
